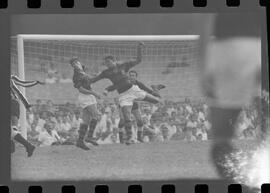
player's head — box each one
[129,70,138,82]
[70,57,84,71]
[103,55,116,69]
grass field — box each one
[11,140,259,181]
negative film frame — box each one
[0,0,269,193]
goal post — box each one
[17,35,27,139]
[14,34,200,139]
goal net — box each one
[11,35,201,138]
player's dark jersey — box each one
[106,79,157,97]
[90,61,139,94]
[72,67,92,91]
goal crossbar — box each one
[17,34,200,41]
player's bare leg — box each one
[76,107,91,150]
[11,116,35,157]
[76,123,90,150]
[118,111,126,144]
[85,105,99,146]
[121,105,135,145]
[132,104,144,143]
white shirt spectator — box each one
[28,113,34,125]
[35,118,46,133]
[167,108,176,117]
[94,114,110,137]
[186,120,197,129]
[204,120,212,131]
[151,105,158,113]
[185,105,193,114]
[198,111,205,122]
[185,130,197,141]
[196,128,208,141]
[60,121,71,132]
[38,129,61,146]
[168,124,177,139]
[71,116,81,130]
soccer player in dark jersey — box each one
[107,70,165,144]
[89,42,161,144]
[201,14,262,180]
[70,58,102,150]
[10,75,45,157]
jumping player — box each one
[89,42,161,144]
[70,58,102,150]
[107,70,165,143]
[11,74,45,157]
[201,14,262,180]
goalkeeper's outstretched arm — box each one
[120,42,145,71]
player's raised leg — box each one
[11,99,35,157]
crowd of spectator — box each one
[22,95,267,147]
[44,62,72,84]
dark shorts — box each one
[11,98,20,118]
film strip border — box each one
[0,0,268,9]
[1,183,270,193]
[0,1,269,193]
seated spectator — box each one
[195,123,208,141]
[58,116,72,138]
[27,108,35,126]
[186,114,198,129]
[34,112,47,133]
[160,124,170,141]
[197,109,206,122]
[95,109,113,143]
[171,124,185,140]
[184,128,197,142]
[38,123,63,146]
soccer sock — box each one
[119,131,124,143]
[78,123,88,141]
[87,119,98,139]
[13,133,33,149]
[125,123,133,140]
[137,130,143,142]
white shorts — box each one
[78,93,97,109]
[119,85,147,107]
[204,38,261,108]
